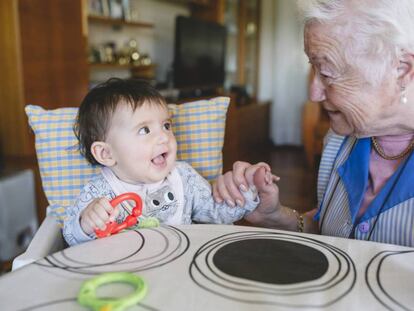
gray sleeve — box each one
[62,175,114,246]
[177,162,259,224]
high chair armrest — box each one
[12,215,65,270]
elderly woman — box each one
[214,0,414,247]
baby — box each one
[63,78,262,246]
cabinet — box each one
[86,9,157,84]
[1,0,88,159]
[302,101,330,169]
[190,0,261,98]
[224,0,260,98]
[223,98,270,172]
[186,0,268,170]
[1,0,89,220]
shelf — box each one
[88,16,154,28]
[89,63,155,70]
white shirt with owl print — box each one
[63,161,259,246]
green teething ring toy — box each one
[78,272,147,311]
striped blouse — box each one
[315,130,414,247]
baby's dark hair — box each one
[75,78,167,165]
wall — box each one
[89,0,189,84]
[258,0,309,145]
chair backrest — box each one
[25,97,230,224]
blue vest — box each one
[315,131,414,247]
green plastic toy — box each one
[78,272,147,311]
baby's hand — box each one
[212,161,279,208]
[244,162,276,188]
[80,198,120,235]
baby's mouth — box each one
[152,152,168,166]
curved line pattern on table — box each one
[365,250,414,311]
[189,231,357,308]
[16,297,160,311]
[33,226,190,275]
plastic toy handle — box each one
[95,192,143,239]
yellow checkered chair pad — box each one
[25,96,230,224]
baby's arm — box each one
[63,176,116,246]
[178,162,259,224]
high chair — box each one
[12,97,230,270]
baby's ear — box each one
[91,141,116,167]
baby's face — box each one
[105,101,177,184]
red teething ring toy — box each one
[95,193,142,238]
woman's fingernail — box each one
[226,200,235,207]
[215,197,223,203]
[239,184,248,192]
[236,199,243,207]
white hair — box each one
[297,0,414,85]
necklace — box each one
[320,138,412,242]
[371,136,414,160]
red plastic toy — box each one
[95,192,143,238]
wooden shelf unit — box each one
[89,63,155,69]
[87,15,154,28]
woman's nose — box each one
[309,73,327,102]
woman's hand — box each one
[213,161,272,206]
[244,166,283,225]
[212,161,282,225]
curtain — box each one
[258,0,309,145]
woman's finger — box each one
[223,171,246,206]
[232,161,252,189]
[212,180,224,203]
[215,172,237,207]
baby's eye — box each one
[163,122,172,131]
[138,126,150,135]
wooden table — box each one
[1,225,413,311]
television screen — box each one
[173,16,226,90]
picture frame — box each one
[122,0,132,21]
[101,0,110,17]
[108,0,124,19]
[88,0,104,16]
[127,0,140,22]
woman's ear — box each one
[91,141,116,167]
[397,51,414,85]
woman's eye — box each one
[164,122,172,131]
[138,126,150,135]
[319,71,331,79]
